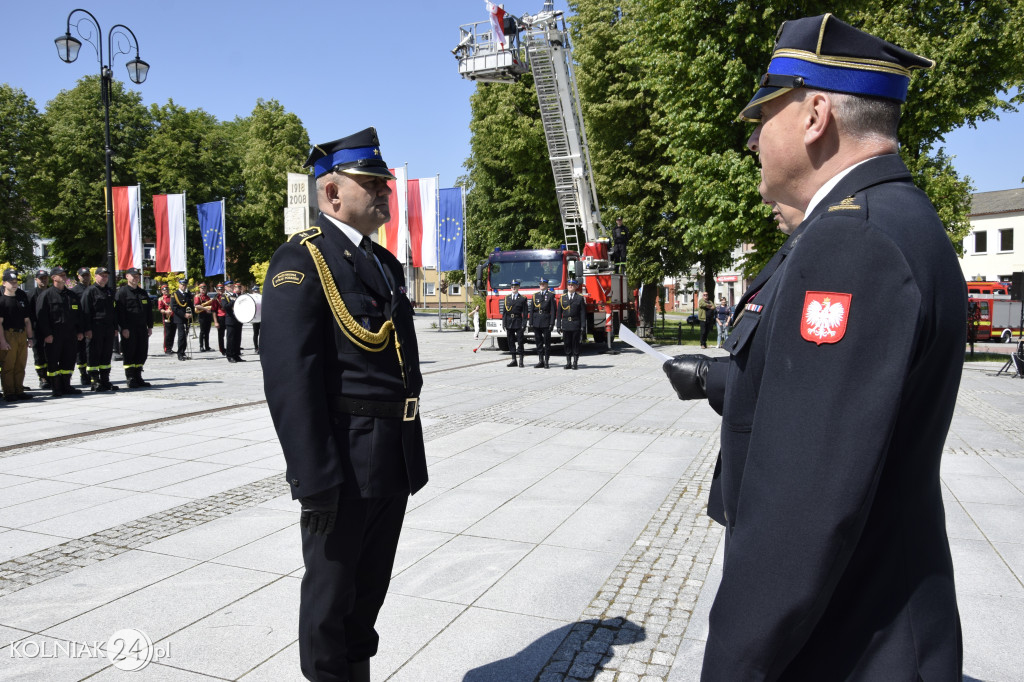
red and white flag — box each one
[112,185,142,271]
[407,177,438,268]
[153,193,186,273]
[487,1,507,49]
[381,167,409,262]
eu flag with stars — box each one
[437,188,464,272]
[198,201,225,277]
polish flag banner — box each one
[153,193,186,273]
[487,1,507,49]
[112,185,142,271]
[381,167,409,261]
[407,177,438,268]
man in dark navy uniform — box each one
[221,281,244,363]
[556,279,586,370]
[170,278,195,361]
[502,279,527,367]
[664,15,964,680]
[81,267,118,391]
[71,267,92,387]
[261,128,427,682]
[115,267,153,388]
[528,277,555,368]
[35,266,85,397]
[27,270,50,390]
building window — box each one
[974,231,987,254]
[424,282,436,297]
[450,283,461,296]
[999,228,1013,252]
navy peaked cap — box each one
[738,13,933,122]
[304,127,396,180]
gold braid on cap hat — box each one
[304,240,406,384]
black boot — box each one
[544,353,550,369]
[564,357,572,369]
[507,358,518,367]
[38,369,51,391]
[137,368,152,387]
[518,356,525,367]
[79,368,91,387]
[90,371,102,391]
[63,374,82,394]
[573,355,580,370]
[49,374,63,397]
[101,369,118,391]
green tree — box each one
[462,73,561,270]
[0,85,45,268]
[33,75,152,270]
[229,99,309,279]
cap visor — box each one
[341,167,397,181]
[736,86,792,123]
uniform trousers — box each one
[508,327,525,359]
[175,321,191,357]
[33,338,47,378]
[563,330,582,361]
[252,322,261,351]
[76,337,88,377]
[300,495,408,682]
[162,322,175,353]
[86,324,115,373]
[0,330,28,397]
[45,328,78,379]
[225,322,242,359]
[217,319,226,353]
[121,326,149,370]
[198,313,213,350]
[534,327,552,360]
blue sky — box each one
[3,1,1021,194]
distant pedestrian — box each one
[0,269,34,401]
[715,298,732,348]
[471,304,480,339]
[697,292,715,349]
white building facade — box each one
[961,188,1024,284]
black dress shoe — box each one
[507,360,518,367]
[227,357,238,363]
[234,356,246,362]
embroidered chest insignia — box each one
[828,196,861,212]
[802,291,852,345]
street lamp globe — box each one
[54,32,82,63]
[126,57,150,84]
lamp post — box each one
[55,9,149,279]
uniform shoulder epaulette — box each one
[288,225,323,244]
[825,194,866,216]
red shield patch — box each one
[801,291,852,345]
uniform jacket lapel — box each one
[316,215,392,300]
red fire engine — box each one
[966,280,1022,343]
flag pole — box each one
[462,185,468,311]
[221,198,227,280]
[183,191,188,284]
[403,163,412,310]
[436,175,441,333]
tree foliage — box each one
[0,85,45,268]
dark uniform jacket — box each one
[115,285,153,330]
[701,155,965,680]
[170,289,194,323]
[221,292,241,326]
[529,290,556,329]
[27,287,46,328]
[502,293,527,330]
[556,293,586,332]
[35,287,83,339]
[261,214,427,501]
[82,284,116,328]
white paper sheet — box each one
[618,325,672,362]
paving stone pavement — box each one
[0,320,1021,681]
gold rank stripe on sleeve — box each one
[272,271,305,287]
[828,196,863,211]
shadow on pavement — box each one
[462,618,646,682]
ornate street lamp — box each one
[55,9,149,279]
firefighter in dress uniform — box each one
[194,283,215,352]
[27,270,50,389]
[81,267,118,391]
[663,15,965,679]
[116,267,153,388]
[171,278,195,361]
[157,284,174,354]
[35,266,85,396]
[502,279,527,367]
[222,281,244,362]
[557,278,586,370]
[211,282,227,354]
[260,128,427,682]
[528,277,556,368]
[71,267,93,387]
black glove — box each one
[663,355,711,401]
[299,486,339,536]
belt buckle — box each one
[403,397,419,421]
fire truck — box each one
[455,1,630,350]
[966,280,1023,343]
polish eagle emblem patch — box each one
[801,291,852,345]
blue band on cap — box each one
[313,146,382,177]
[768,56,909,102]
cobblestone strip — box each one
[956,386,1024,454]
[0,474,288,598]
[537,430,723,682]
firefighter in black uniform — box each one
[171,278,195,361]
[116,267,153,388]
[194,283,214,352]
[27,269,50,389]
[222,281,244,362]
[261,128,427,682]
[611,218,629,273]
[71,267,93,387]
[663,15,964,679]
[35,266,85,396]
[528,277,556,368]
[81,267,118,392]
[557,278,586,370]
[502,279,527,367]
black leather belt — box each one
[331,395,419,421]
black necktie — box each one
[360,236,373,258]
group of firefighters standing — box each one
[502,277,587,370]
[0,266,251,402]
